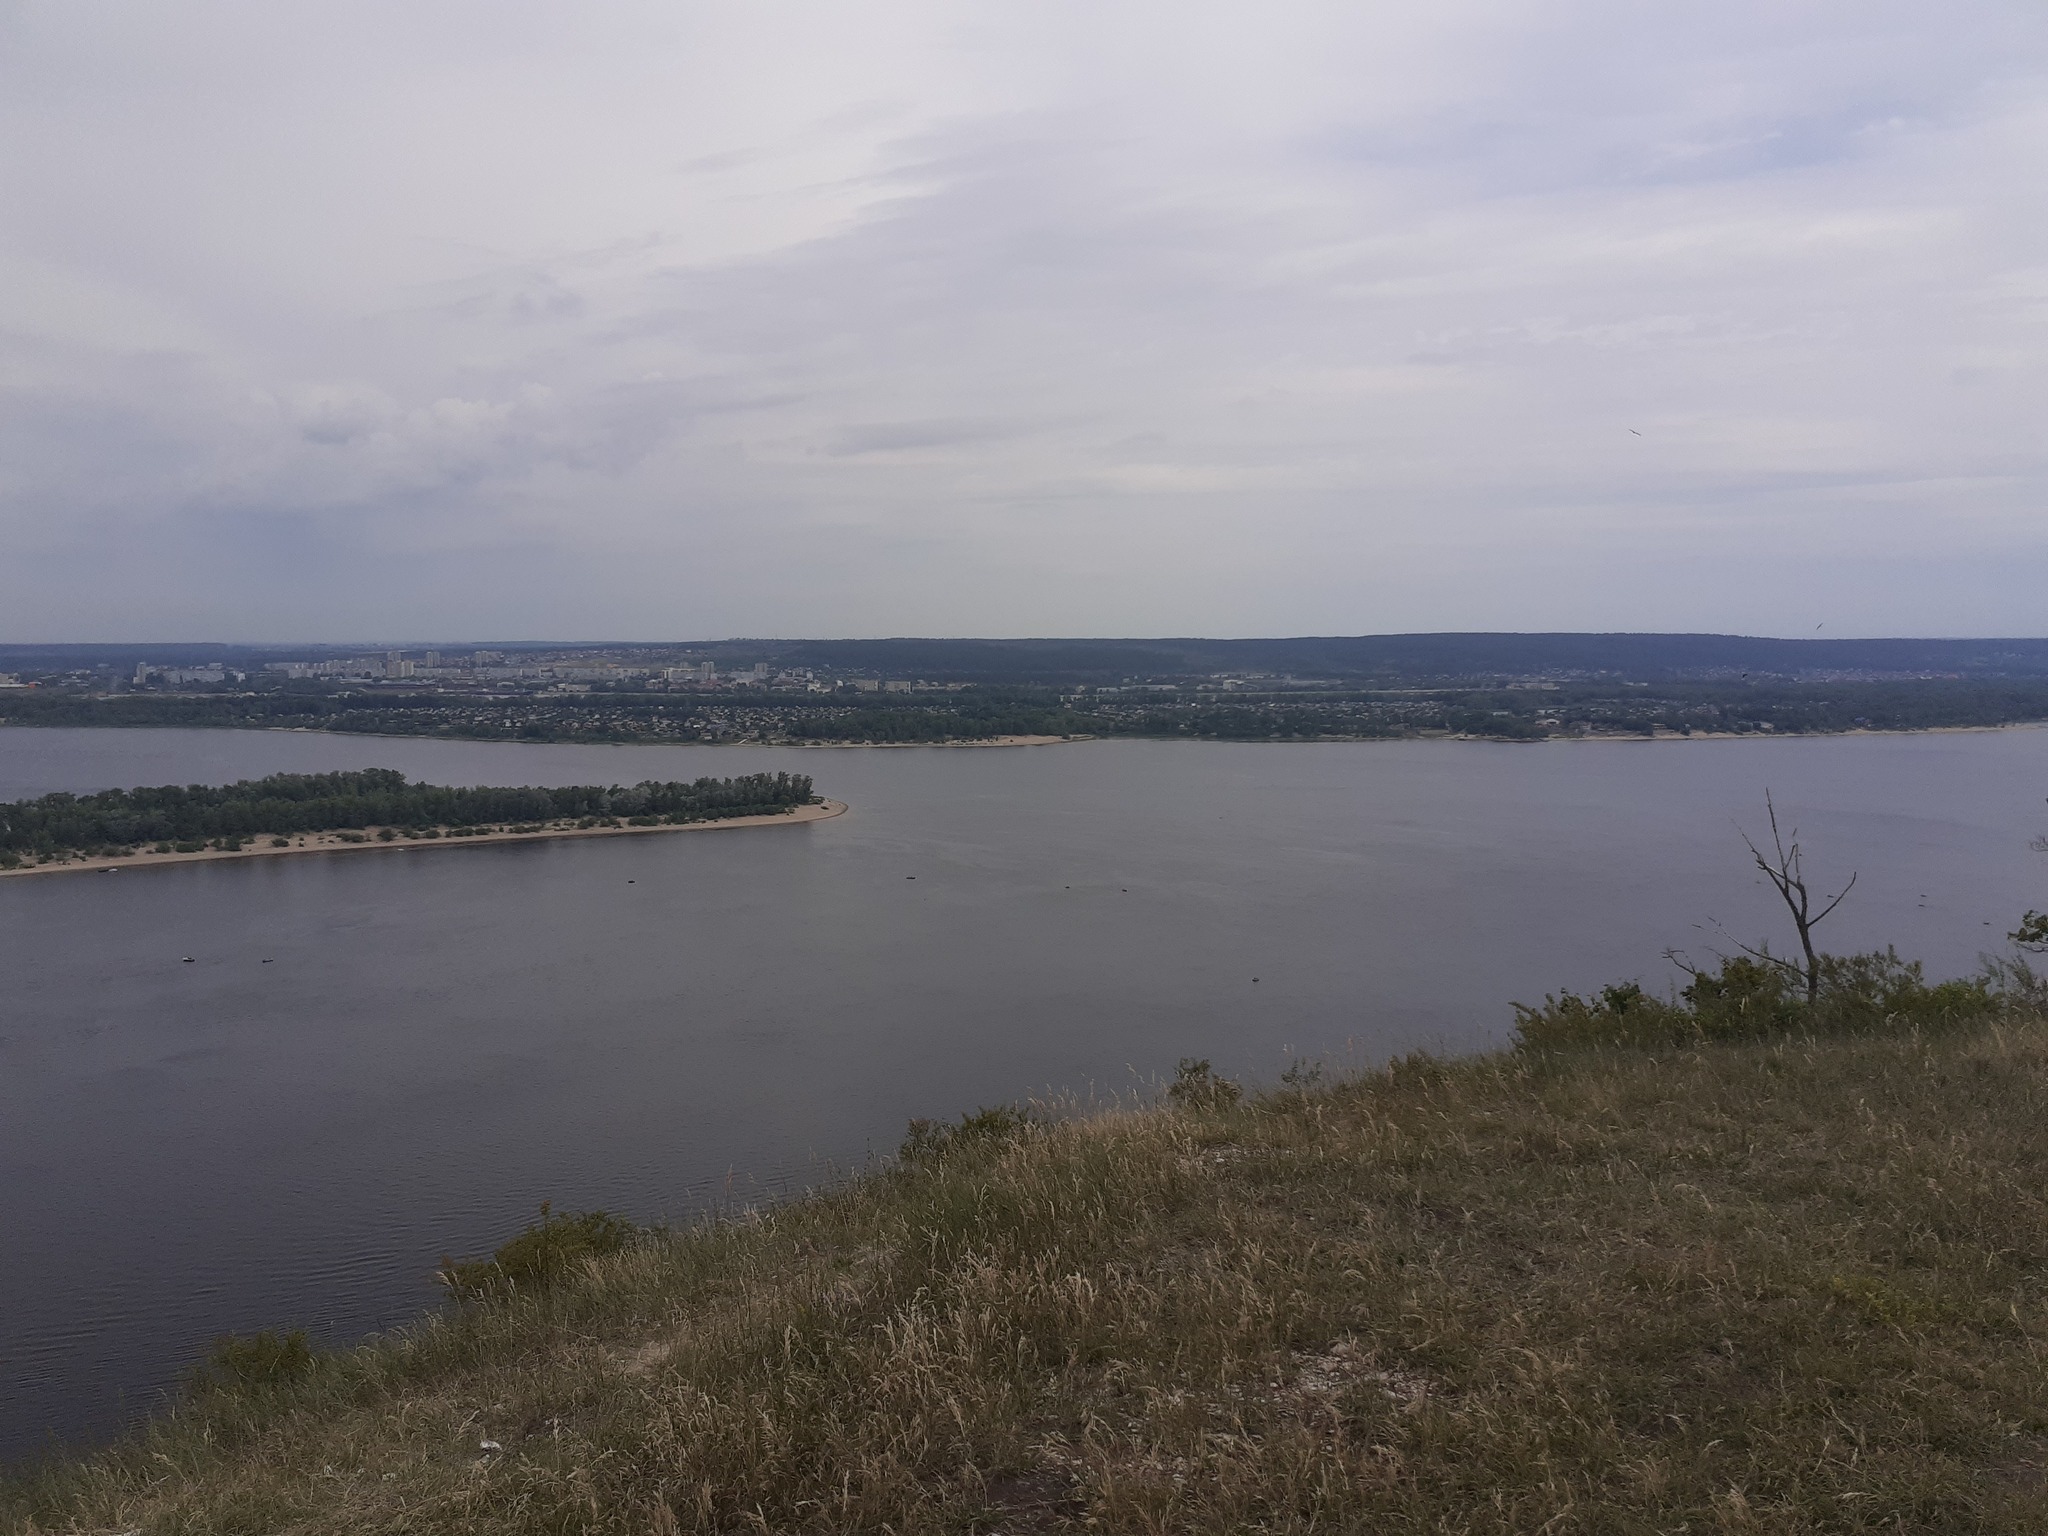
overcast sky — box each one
[3,2,2044,642]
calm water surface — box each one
[3,726,2045,1458]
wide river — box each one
[3,725,2046,1459]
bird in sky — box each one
[1629,429,1642,435]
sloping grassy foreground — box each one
[11,1018,2048,1533]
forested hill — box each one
[9,633,2048,685]
[0,770,815,864]
[749,633,2048,683]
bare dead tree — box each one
[1736,792,1856,1004]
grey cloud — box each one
[826,420,1017,455]
[1,0,2044,640]
[287,385,400,445]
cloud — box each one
[826,420,1021,456]
[1,0,2045,639]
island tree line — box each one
[0,769,817,864]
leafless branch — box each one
[1734,791,1855,1004]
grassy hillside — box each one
[9,975,2048,1533]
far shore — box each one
[0,799,848,880]
[6,720,2047,755]
[229,728,1085,749]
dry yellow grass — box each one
[9,1019,2048,1533]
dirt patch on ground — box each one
[1284,1338,1434,1418]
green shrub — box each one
[1809,948,1996,1032]
[1166,1057,1242,1110]
[174,840,205,853]
[191,1330,318,1393]
[439,1204,641,1299]
[1279,1056,1325,1088]
[1678,956,1802,1039]
[1982,952,2048,1011]
[334,831,367,843]
[270,836,290,848]
[1510,981,1694,1049]
[900,1105,1037,1162]
[1516,950,2001,1051]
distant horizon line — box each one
[9,630,2048,651]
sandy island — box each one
[1,799,848,880]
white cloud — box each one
[1,0,2044,639]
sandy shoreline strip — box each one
[218,721,2048,748]
[0,798,847,880]
[1529,721,2048,744]
[791,733,1077,749]
[237,728,1084,748]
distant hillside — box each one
[9,634,2048,686]
[745,634,2048,683]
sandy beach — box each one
[1531,720,2048,744]
[788,733,1080,749]
[0,799,848,880]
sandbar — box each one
[0,799,848,880]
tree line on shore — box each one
[0,769,816,863]
[12,675,2048,744]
